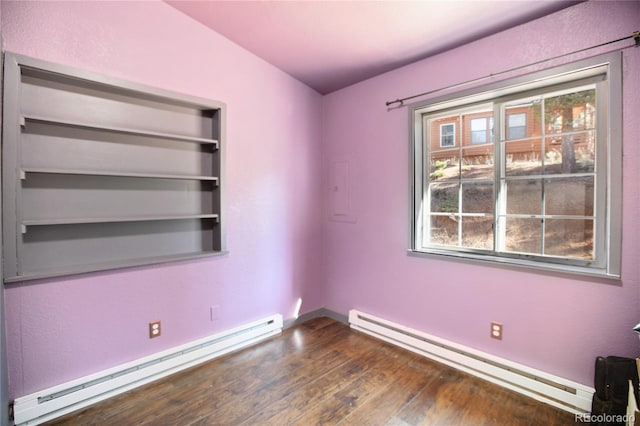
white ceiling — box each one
[167,1,581,94]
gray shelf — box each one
[22,168,219,183]
[18,220,219,276]
[21,115,219,147]
[2,52,226,282]
[22,214,220,227]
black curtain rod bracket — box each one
[385,99,404,107]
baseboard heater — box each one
[12,314,283,426]
[349,310,594,415]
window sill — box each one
[407,248,621,281]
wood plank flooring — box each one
[45,317,578,425]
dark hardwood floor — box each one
[45,317,577,425]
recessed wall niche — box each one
[2,53,226,282]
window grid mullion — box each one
[458,182,463,247]
[494,103,504,254]
[540,97,547,256]
[457,111,463,247]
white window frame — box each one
[439,123,455,147]
[409,52,622,278]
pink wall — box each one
[0,2,10,422]
[1,0,638,403]
[1,1,325,399]
[322,1,640,386]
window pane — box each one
[430,182,458,213]
[430,215,458,246]
[440,123,455,147]
[544,89,596,134]
[544,219,594,260]
[461,148,493,179]
[462,182,493,214]
[545,177,594,216]
[504,138,543,176]
[471,118,487,131]
[504,218,541,254]
[471,130,486,144]
[506,179,541,215]
[430,117,458,150]
[464,110,493,145]
[442,136,454,147]
[544,131,595,174]
[507,113,527,140]
[509,126,525,140]
[429,153,459,180]
[470,118,487,144]
[461,216,493,250]
[504,101,542,140]
[509,113,526,127]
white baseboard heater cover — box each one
[13,314,283,425]
[349,310,594,415]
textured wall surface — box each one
[0,0,9,421]
[322,1,640,386]
[1,0,638,403]
[2,1,325,399]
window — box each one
[410,53,622,277]
[507,113,526,140]
[440,123,455,147]
[470,117,493,144]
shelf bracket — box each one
[20,170,26,180]
[21,224,27,234]
[20,116,26,128]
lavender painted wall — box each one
[1,0,638,406]
[0,0,10,421]
[322,1,640,386]
[1,1,324,399]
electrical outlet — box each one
[490,322,503,340]
[210,305,220,322]
[149,320,161,338]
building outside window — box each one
[470,117,493,144]
[440,123,455,147]
[507,113,527,140]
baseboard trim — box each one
[349,309,594,415]
[12,314,283,426]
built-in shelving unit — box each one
[2,53,226,282]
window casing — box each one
[410,53,622,278]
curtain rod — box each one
[385,30,639,107]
